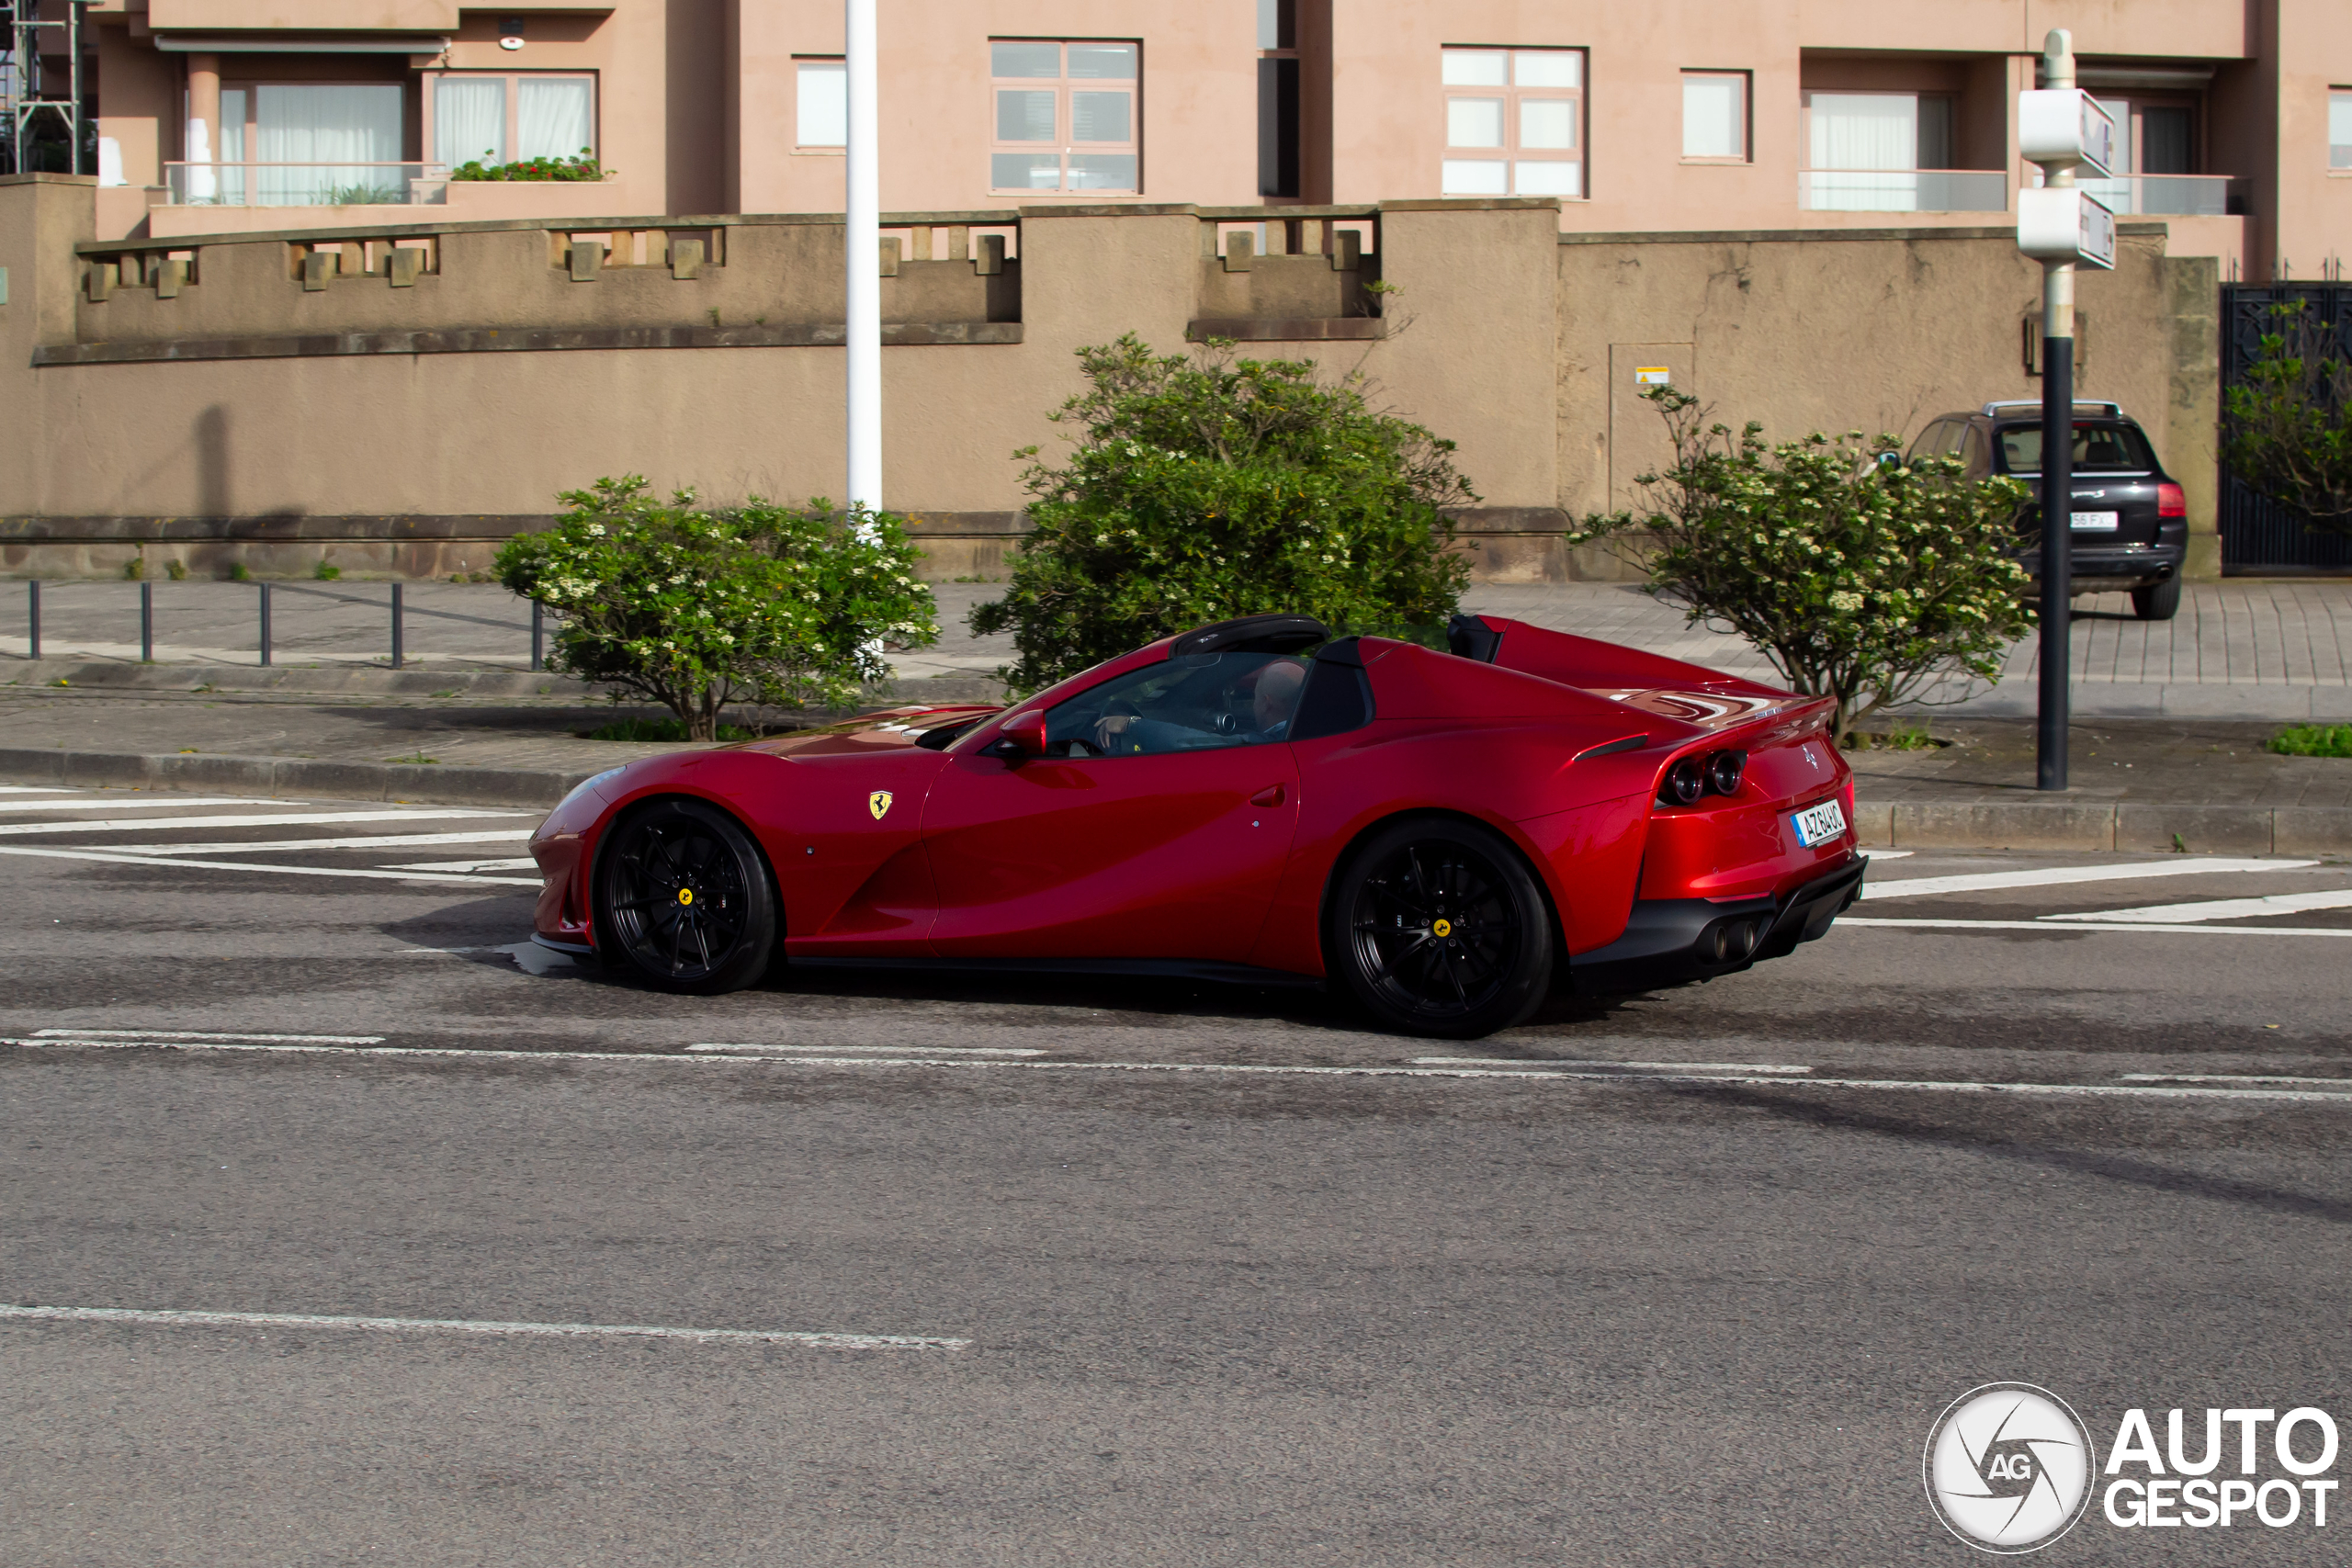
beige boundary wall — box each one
[0,175,2217,582]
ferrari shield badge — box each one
[868,790,893,820]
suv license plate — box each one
[2070,510,2120,531]
[1791,798,1848,848]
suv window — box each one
[1043,650,1310,757]
[1905,420,1955,464]
[1997,421,2156,474]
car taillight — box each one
[2157,482,2187,518]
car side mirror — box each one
[986,707,1047,761]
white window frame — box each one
[989,39,1142,196]
[1681,70,1749,163]
[422,71,598,167]
[1440,47,1585,201]
[796,57,846,152]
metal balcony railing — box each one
[2033,170,2246,218]
[1797,169,2009,213]
[162,162,448,209]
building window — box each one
[425,72,596,166]
[209,83,406,204]
[797,58,846,149]
[989,39,1139,194]
[1259,0,1299,197]
[1682,71,1748,161]
[1441,47,1583,199]
[1803,91,1953,209]
[2327,88,2349,168]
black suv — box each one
[1905,401,2188,620]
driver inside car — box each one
[1081,655,1309,755]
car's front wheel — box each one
[1326,818,1554,1038]
[595,797,777,994]
[2132,577,2182,621]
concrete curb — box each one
[0,747,592,810]
[1903,682,2352,722]
[1852,799,2352,854]
[0,659,1012,705]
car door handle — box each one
[1250,784,1285,807]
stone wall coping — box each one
[34,320,1024,366]
[1559,220,2172,246]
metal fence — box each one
[2220,282,2352,572]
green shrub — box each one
[449,151,608,183]
[584,716,760,744]
[2270,723,2352,758]
[971,335,1474,691]
[229,562,251,582]
[497,476,938,740]
[1573,388,2035,744]
[313,560,341,581]
[2223,301,2352,538]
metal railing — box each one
[2033,170,2245,218]
[162,161,448,209]
[1797,169,2009,213]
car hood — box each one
[727,705,1001,761]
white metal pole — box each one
[843,0,882,516]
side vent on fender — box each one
[1291,637,1374,741]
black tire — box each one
[594,797,778,994]
[1325,818,1554,1038]
[2132,577,2182,621]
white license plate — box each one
[2070,510,2120,531]
[1791,798,1848,849]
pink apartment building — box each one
[20,0,2349,278]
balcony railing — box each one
[162,162,448,209]
[2033,171,2246,218]
[1798,169,2008,214]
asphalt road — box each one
[5,784,2351,1565]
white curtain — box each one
[254,84,403,205]
[517,78,594,162]
[435,77,505,166]
[1807,93,1917,210]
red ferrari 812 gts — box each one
[527,613,1866,1037]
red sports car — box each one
[528,613,1865,1037]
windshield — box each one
[1998,422,2156,474]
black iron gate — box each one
[2220,283,2352,572]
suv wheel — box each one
[2132,578,2182,621]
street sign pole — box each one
[843,0,881,517]
[2016,29,2114,793]
[2037,33,2075,792]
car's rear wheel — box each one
[2132,577,2182,621]
[1326,818,1553,1038]
[595,797,777,994]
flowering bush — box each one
[496,477,937,739]
[449,151,607,182]
[971,335,1474,691]
[1572,389,2034,743]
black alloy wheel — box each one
[595,797,778,994]
[1327,818,1554,1038]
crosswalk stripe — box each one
[0,808,530,839]
[379,858,539,873]
[2046,888,2352,924]
[1861,858,2314,899]
[0,795,300,815]
[93,829,534,857]
[0,845,540,886]
[1838,916,2352,938]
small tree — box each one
[970,334,1475,691]
[2223,300,2352,538]
[1573,389,2035,744]
[498,477,937,739]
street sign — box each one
[2018,186,2116,270]
[2018,89,2115,177]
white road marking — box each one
[1413,1057,1812,1073]
[0,846,540,886]
[1860,858,2314,900]
[2046,889,2352,925]
[0,808,529,839]
[0,1303,967,1350]
[494,941,574,975]
[97,829,535,856]
[11,1035,2352,1104]
[32,1028,384,1044]
[689,1042,1049,1058]
[1838,916,2352,938]
[2122,1074,2352,1089]
[0,785,74,794]
[0,795,307,815]
[1868,850,1914,860]
[380,858,539,874]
